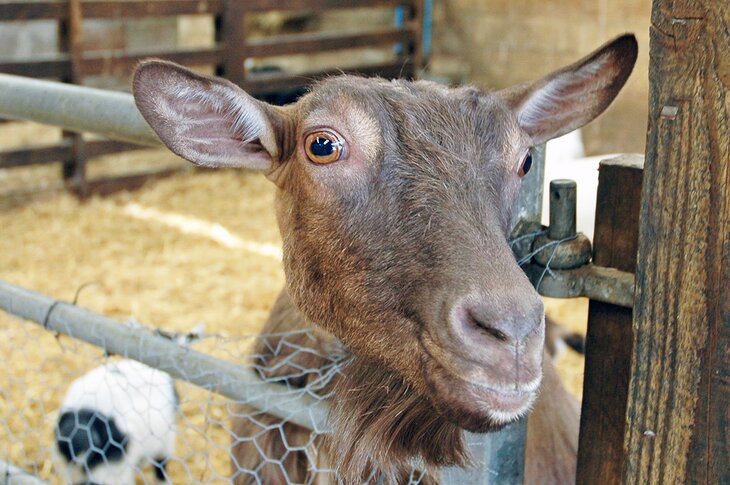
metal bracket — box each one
[511,179,635,309]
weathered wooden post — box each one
[219,0,247,87]
[59,0,88,195]
[576,155,643,485]
[622,1,728,483]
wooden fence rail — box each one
[0,0,423,195]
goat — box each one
[132,34,637,484]
[52,326,202,485]
[53,360,178,485]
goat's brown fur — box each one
[232,291,580,484]
[133,34,637,485]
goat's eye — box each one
[304,130,344,164]
[518,152,533,177]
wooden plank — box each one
[243,61,414,94]
[0,2,64,20]
[0,140,145,169]
[0,58,69,78]
[576,155,643,485]
[245,27,415,58]
[213,4,225,76]
[84,166,187,197]
[80,47,225,76]
[0,144,72,169]
[0,48,224,79]
[0,1,223,20]
[622,1,729,484]
[81,0,224,18]
[84,140,145,159]
[241,0,416,13]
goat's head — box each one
[134,34,636,438]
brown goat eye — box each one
[518,152,533,177]
[304,131,344,164]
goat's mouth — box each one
[420,344,541,432]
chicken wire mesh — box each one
[0,309,348,485]
[1,280,526,485]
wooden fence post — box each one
[219,0,246,86]
[622,1,729,483]
[59,0,88,196]
[409,0,424,75]
[576,155,643,484]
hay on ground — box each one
[1,166,587,483]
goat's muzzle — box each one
[419,286,545,432]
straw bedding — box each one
[0,151,587,483]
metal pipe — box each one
[582,265,635,308]
[442,420,527,485]
[0,73,161,147]
[0,459,50,485]
[0,280,330,433]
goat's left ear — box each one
[498,34,638,145]
[133,60,286,170]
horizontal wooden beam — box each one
[0,0,414,20]
[80,47,225,75]
[0,57,68,79]
[241,0,417,13]
[246,27,415,58]
[84,140,145,159]
[0,0,223,20]
[81,0,224,18]
[85,166,186,196]
[243,61,415,94]
[0,47,224,79]
[0,143,71,168]
[0,140,145,169]
[0,1,65,20]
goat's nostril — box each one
[467,310,509,342]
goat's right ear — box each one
[497,34,638,145]
[133,60,283,170]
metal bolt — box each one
[548,179,577,240]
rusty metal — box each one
[510,173,636,308]
[547,179,577,239]
[524,263,635,308]
[533,233,592,269]
[533,178,592,269]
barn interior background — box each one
[0,0,668,483]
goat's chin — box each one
[326,353,541,483]
[422,354,541,433]
[327,356,469,484]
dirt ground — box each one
[0,141,588,483]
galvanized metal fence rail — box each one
[0,280,528,484]
[0,459,50,485]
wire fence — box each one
[0,280,526,485]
